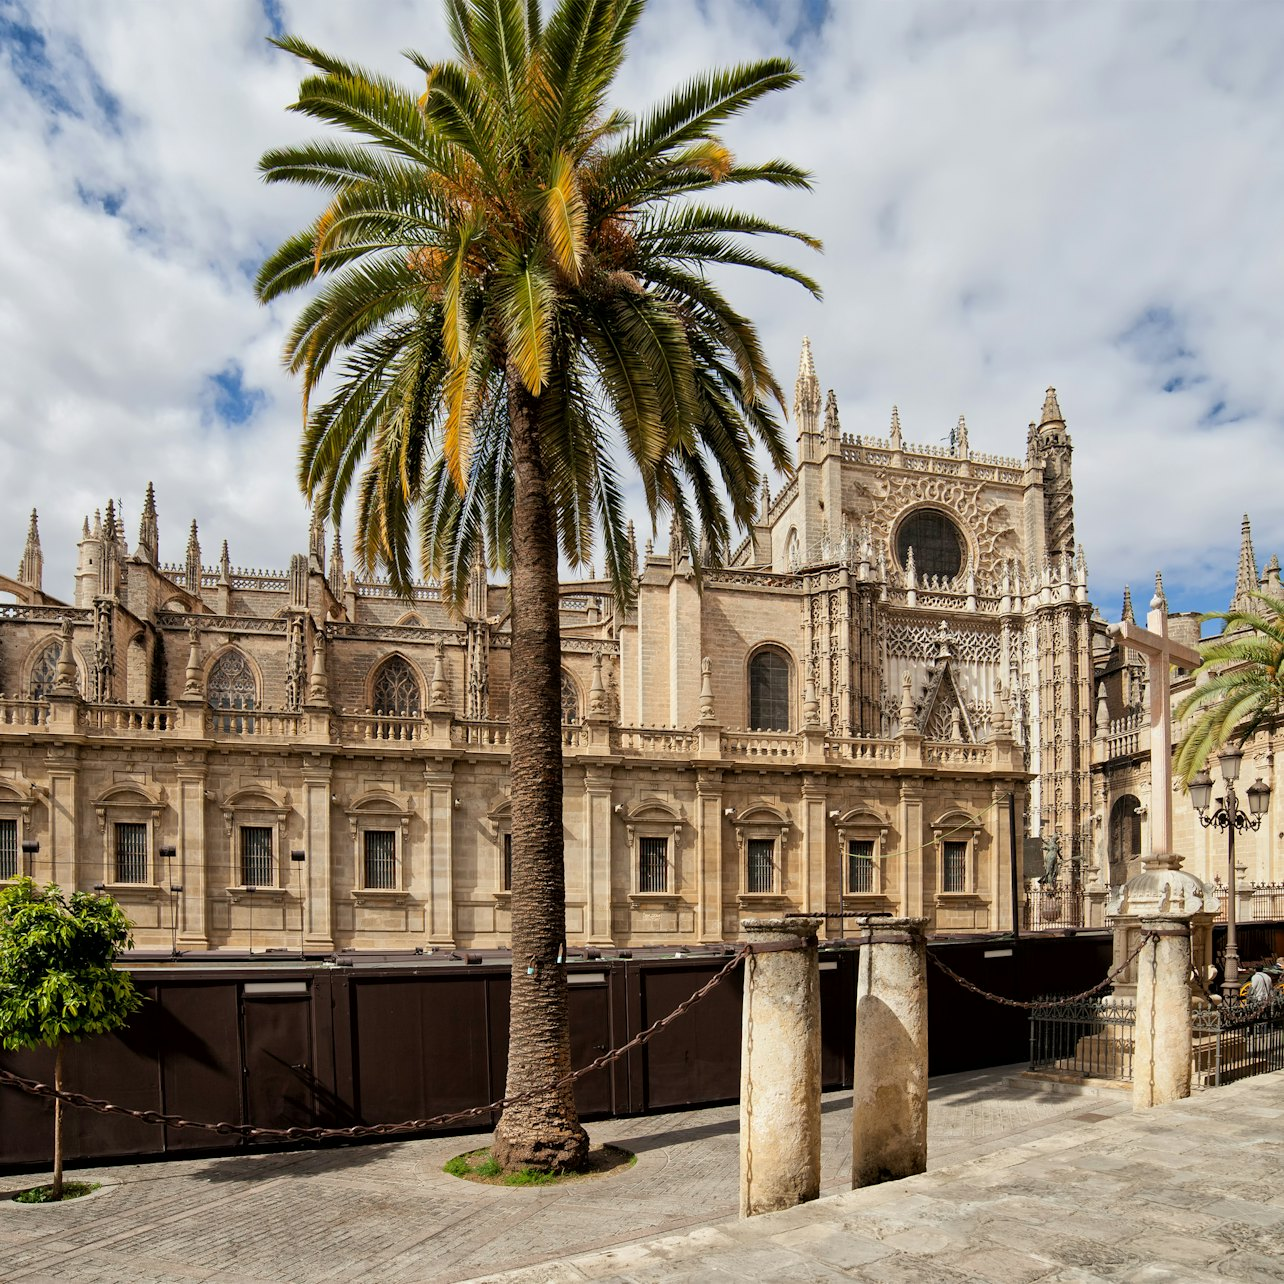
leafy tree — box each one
[257,0,818,1170]
[0,879,143,1198]
[1175,591,1284,782]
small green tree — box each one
[0,879,143,1199]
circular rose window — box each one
[895,509,964,581]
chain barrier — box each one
[926,931,1158,1011]
[0,946,750,1145]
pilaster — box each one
[300,763,334,951]
[584,766,615,944]
[423,764,455,946]
[175,756,209,947]
[799,774,828,919]
[45,749,79,890]
[899,779,925,920]
[696,769,725,938]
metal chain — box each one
[0,947,750,1144]
[926,932,1157,1010]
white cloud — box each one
[1,0,1281,621]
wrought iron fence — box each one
[1193,994,1284,1087]
[1029,994,1134,1081]
[1023,880,1087,931]
[1207,879,1284,923]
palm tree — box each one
[1175,591,1284,783]
[256,0,819,1171]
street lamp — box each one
[1190,749,1271,1000]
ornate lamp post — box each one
[1189,747,1271,1000]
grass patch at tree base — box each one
[13,1182,101,1204]
[444,1144,635,1186]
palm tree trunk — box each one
[52,1043,64,1199]
[491,377,589,1173]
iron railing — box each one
[1193,993,1284,1087]
[1029,994,1134,1081]
[1023,880,1087,931]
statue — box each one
[1041,833,1062,885]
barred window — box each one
[363,830,397,889]
[638,836,668,893]
[372,656,420,716]
[0,818,16,880]
[240,826,273,888]
[114,822,148,883]
[749,650,790,731]
[208,649,256,733]
[560,671,579,725]
[848,839,874,894]
[747,838,775,893]
[502,832,512,892]
[896,509,964,582]
[942,840,968,893]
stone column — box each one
[300,766,334,952]
[1133,914,1193,1110]
[583,766,614,945]
[175,761,209,947]
[695,770,724,939]
[423,766,456,946]
[852,916,928,1188]
[739,916,822,1218]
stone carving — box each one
[285,617,305,711]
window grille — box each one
[560,672,579,724]
[29,643,62,700]
[896,509,964,581]
[114,822,148,883]
[749,651,790,731]
[372,657,420,716]
[943,840,968,893]
[240,826,273,887]
[747,838,776,893]
[0,819,16,880]
[208,650,257,733]
[363,830,397,889]
[638,836,668,893]
[848,839,874,894]
[502,833,512,891]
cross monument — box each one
[1107,572,1201,861]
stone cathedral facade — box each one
[0,343,1097,952]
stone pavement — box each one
[0,1064,1127,1283]
[479,1070,1284,1284]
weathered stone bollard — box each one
[739,916,822,1218]
[852,916,928,1188]
[1133,914,1193,1109]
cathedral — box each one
[0,341,1102,952]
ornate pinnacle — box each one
[1151,570,1167,613]
[1121,584,1135,623]
[1232,512,1258,611]
[793,335,821,431]
[590,652,608,718]
[19,508,42,589]
[824,388,840,440]
[698,656,715,723]
[430,639,449,707]
[889,405,902,447]
[898,671,918,729]
[954,413,969,456]
[1039,387,1064,428]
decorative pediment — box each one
[345,790,414,838]
[917,629,975,742]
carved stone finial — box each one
[1151,571,1167,613]
[1039,387,1064,428]
[993,682,1010,738]
[905,545,916,588]
[626,520,638,576]
[698,656,715,723]
[307,628,330,704]
[590,651,608,718]
[136,483,159,565]
[53,618,78,694]
[898,671,918,730]
[1121,583,1135,624]
[803,676,820,728]
[889,405,902,448]
[185,520,201,592]
[219,540,232,585]
[793,336,821,435]
[1232,513,1258,612]
[184,623,202,695]
[430,639,449,707]
[18,508,42,589]
[954,413,969,456]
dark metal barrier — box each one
[1,932,1114,1172]
[1194,994,1284,1087]
[1029,997,1135,1081]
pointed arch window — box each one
[208,649,257,733]
[561,671,580,725]
[749,649,791,731]
[372,656,421,716]
[29,642,61,700]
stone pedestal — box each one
[852,916,928,1188]
[739,916,822,1218]
[1134,914,1194,1109]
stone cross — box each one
[1108,573,1200,861]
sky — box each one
[1,0,1282,623]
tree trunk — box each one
[52,1042,64,1199]
[491,378,589,1173]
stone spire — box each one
[309,509,325,572]
[793,336,821,440]
[328,528,344,597]
[889,405,902,450]
[1121,584,1135,624]
[18,509,41,590]
[466,547,488,620]
[1151,570,1167,614]
[99,500,120,596]
[218,540,232,584]
[954,414,969,457]
[1039,387,1064,429]
[136,482,158,565]
[116,499,128,558]
[1231,513,1258,612]
[185,520,202,593]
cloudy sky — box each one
[1,0,1281,621]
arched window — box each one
[749,649,791,731]
[372,656,421,716]
[896,508,964,581]
[561,671,580,725]
[29,642,63,700]
[1109,794,1142,884]
[208,649,257,733]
